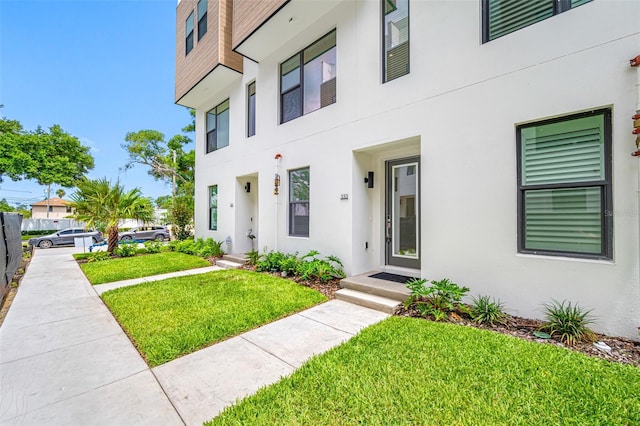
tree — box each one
[122,109,195,239]
[68,178,153,253]
[56,188,66,198]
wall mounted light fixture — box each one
[364,171,374,188]
[244,182,251,193]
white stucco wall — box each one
[193,0,640,338]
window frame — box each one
[197,0,208,41]
[288,167,310,238]
[185,11,195,55]
[382,0,410,83]
[279,30,337,124]
[247,81,256,137]
[209,185,218,231]
[516,108,613,260]
[206,99,230,153]
[482,0,593,43]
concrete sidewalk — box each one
[0,247,388,425]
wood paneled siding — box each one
[175,0,243,103]
[232,0,289,51]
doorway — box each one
[385,157,420,269]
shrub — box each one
[170,238,223,258]
[540,299,596,346]
[86,251,111,262]
[404,278,470,321]
[246,249,260,266]
[114,241,137,257]
[296,251,345,282]
[143,240,163,254]
[470,295,506,326]
[257,250,286,272]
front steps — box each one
[215,253,249,269]
[336,272,412,314]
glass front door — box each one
[385,157,420,269]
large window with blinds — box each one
[280,31,336,124]
[517,109,612,259]
[483,0,593,43]
[383,0,409,82]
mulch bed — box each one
[396,304,640,368]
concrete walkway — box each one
[0,247,389,425]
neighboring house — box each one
[175,0,640,339]
[30,198,73,219]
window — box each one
[48,206,54,212]
[383,0,409,82]
[517,109,612,259]
[206,99,230,153]
[280,30,336,124]
[185,12,194,55]
[289,167,310,237]
[209,185,218,230]
[483,0,593,42]
[197,0,207,41]
[66,206,72,213]
[247,81,256,137]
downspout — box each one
[274,153,282,251]
[630,54,640,336]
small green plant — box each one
[470,295,506,326]
[169,238,223,258]
[86,251,111,262]
[296,251,345,282]
[257,250,286,272]
[114,241,137,257]
[143,240,163,254]
[246,249,260,266]
[279,253,301,274]
[540,299,596,346]
[404,278,469,321]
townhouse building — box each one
[175,0,640,339]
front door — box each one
[385,157,420,269]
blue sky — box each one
[0,0,191,207]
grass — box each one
[79,251,210,284]
[210,317,640,425]
[101,269,327,366]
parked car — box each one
[118,226,170,242]
[29,228,104,249]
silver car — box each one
[118,226,170,242]
[29,228,104,249]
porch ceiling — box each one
[234,0,342,62]
[176,65,242,109]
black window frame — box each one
[197,0,208,41]
[185,11,195,55]
[288,167,310,238]
[516,108,613,260]
[209,185,218,231]
[382,0,410,83]
[206,99,230,153]
[247,81,256,137]
[279,30,337,124]
[482,0,593,43]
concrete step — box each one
[222,253,249,264]
[340,274,411,302]
[215,259,244,269]
[335,289,401,314]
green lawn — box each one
[79,251,210,284]
[210,317,640,425]
[101,269,327,366]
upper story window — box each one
[280,30,336,124]
[185,12,194,55]
[483,0,593,42]
[197,0,208,41]
[247,81,256,137]
[206,100,230,153]
[383,0,410,82]
[517,109,612,260]
[289,167,310,237]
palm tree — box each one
[56,188,65,198]
[68,178,153,252]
